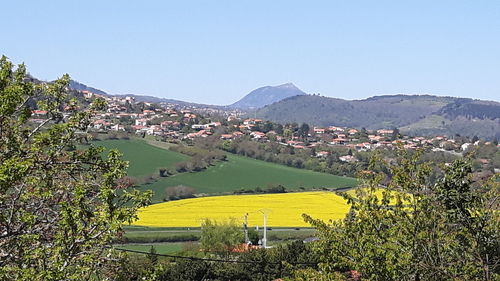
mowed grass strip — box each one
[94,139,188,177]
[140,153,357,201]
[132,191,351,227]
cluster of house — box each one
[214,118,498,163]
[221,119,440,150]
[80,92,244,139]
[29,92,498,164]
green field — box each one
[115,226,316,255]
[400,114,449,132]
[95,139,357,202]
[122,229,200,243]
[95,139,188,177]
[140,153,357,202]
[121,227,316,243]
[115,242,190,255]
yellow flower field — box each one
[132,191,352,227]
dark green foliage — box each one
[298,123,310,139]
[147,246,158,264]
[159,259,212,281]
[391,127,400,141]
[266,183,287,193]
[233,184,287,195]
[158,167,168,177]
[247,229,260,245]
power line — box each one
[110,246,318,266]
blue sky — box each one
[3,0,499,104]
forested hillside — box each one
[69,80,108,96]
[255,94,500,139]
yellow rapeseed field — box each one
[132,191,352,227]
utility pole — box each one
[244,213,249,244]
[258,209,269,248]
[263,212,267,248]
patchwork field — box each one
[93,139,357,202]
[132,191,351,227]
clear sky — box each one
[3,0,499,104]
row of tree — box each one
[169,145,227,173]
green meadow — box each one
[142,153,357,202]
[94,139,357,203]
[95,139,188,177]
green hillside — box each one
[255,94,500,139]
[94,139,357,203]
[95,139,188,177]
[255,94,454,129]
[400,115,449,132]
[139,153,357,202]
[400,114,500,139]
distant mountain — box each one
[112,94,224,108]
[67,80,307,110]
[255,94,500,139]
[69,80,108,96]
[67,80,219,108]
[64,78,500,138]
[229,83,306,109]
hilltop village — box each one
[29,90,500,179]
